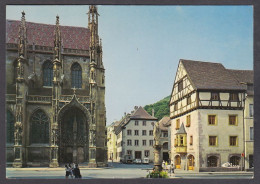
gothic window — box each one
[6,110,15,144]
[71,63,82,88]
[43,61,53,86]
[30,109,50,144]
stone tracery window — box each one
[6,110,15,144]
[30,109,50,144]
[43,61,53,86]
[71,63,82,88]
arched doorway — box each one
[230,156,240,166]
[187,155,195,170]
[207,156,218,167]
[58,107,89,164]
[175,155,181,169]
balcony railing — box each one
[60,95,90,103]
[27,95,52,104]
[60,95,73,102]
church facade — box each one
[6,5,107,167]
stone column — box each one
[49,123,59,167]
[13,56,25,168]
[154,145,162,172]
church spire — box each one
[54,15,61,61]
[18,11,27,58]
[88,5,99,63]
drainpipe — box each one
[242,92,245,171]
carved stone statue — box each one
[153,121,161,146]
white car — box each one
[142,158,149,164]
[134,159,142,164]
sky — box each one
[6,5,253,125]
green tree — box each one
[144,96,170,121]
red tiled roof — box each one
[130,106,158,120]
[6,20,90,50]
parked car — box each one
[122,155,133,164]
[142,158,149,164]
[133,158,142,164]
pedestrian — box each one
[165,161,168,171]
[73,164,82,178]
[65,164,70,179]
[162,160,165,170]
[68,163,73,178]
[170,163,175,175]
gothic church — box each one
[6,5,107,167]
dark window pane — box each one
[30,110,49,144]
[71,63,82,88]
[43,61,53,86]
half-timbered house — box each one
[169,59,253,172]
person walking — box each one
[65,165,70,179]
[170,163,175,175]
[165,161,168,172]
[68,164,73,178]
[73,164,82,178]
[162,160,165,171]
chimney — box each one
[152,109,155,117]
[124,112,126,116]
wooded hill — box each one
[144,96,170,121]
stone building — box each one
[169,59,253,172]
[158,116,171,162]
[114,106,157,162]
[6,5,107,167]
[107,121,119,161]
[229,70,254,170]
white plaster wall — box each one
[198,109,244,168]
[244,96,254,169]
[122,119,155,161]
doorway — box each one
[135,151,142,159]
[175,155,181,169]
[59,108,88,164]
[187,155,195,170]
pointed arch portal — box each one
[57,96,91,164]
